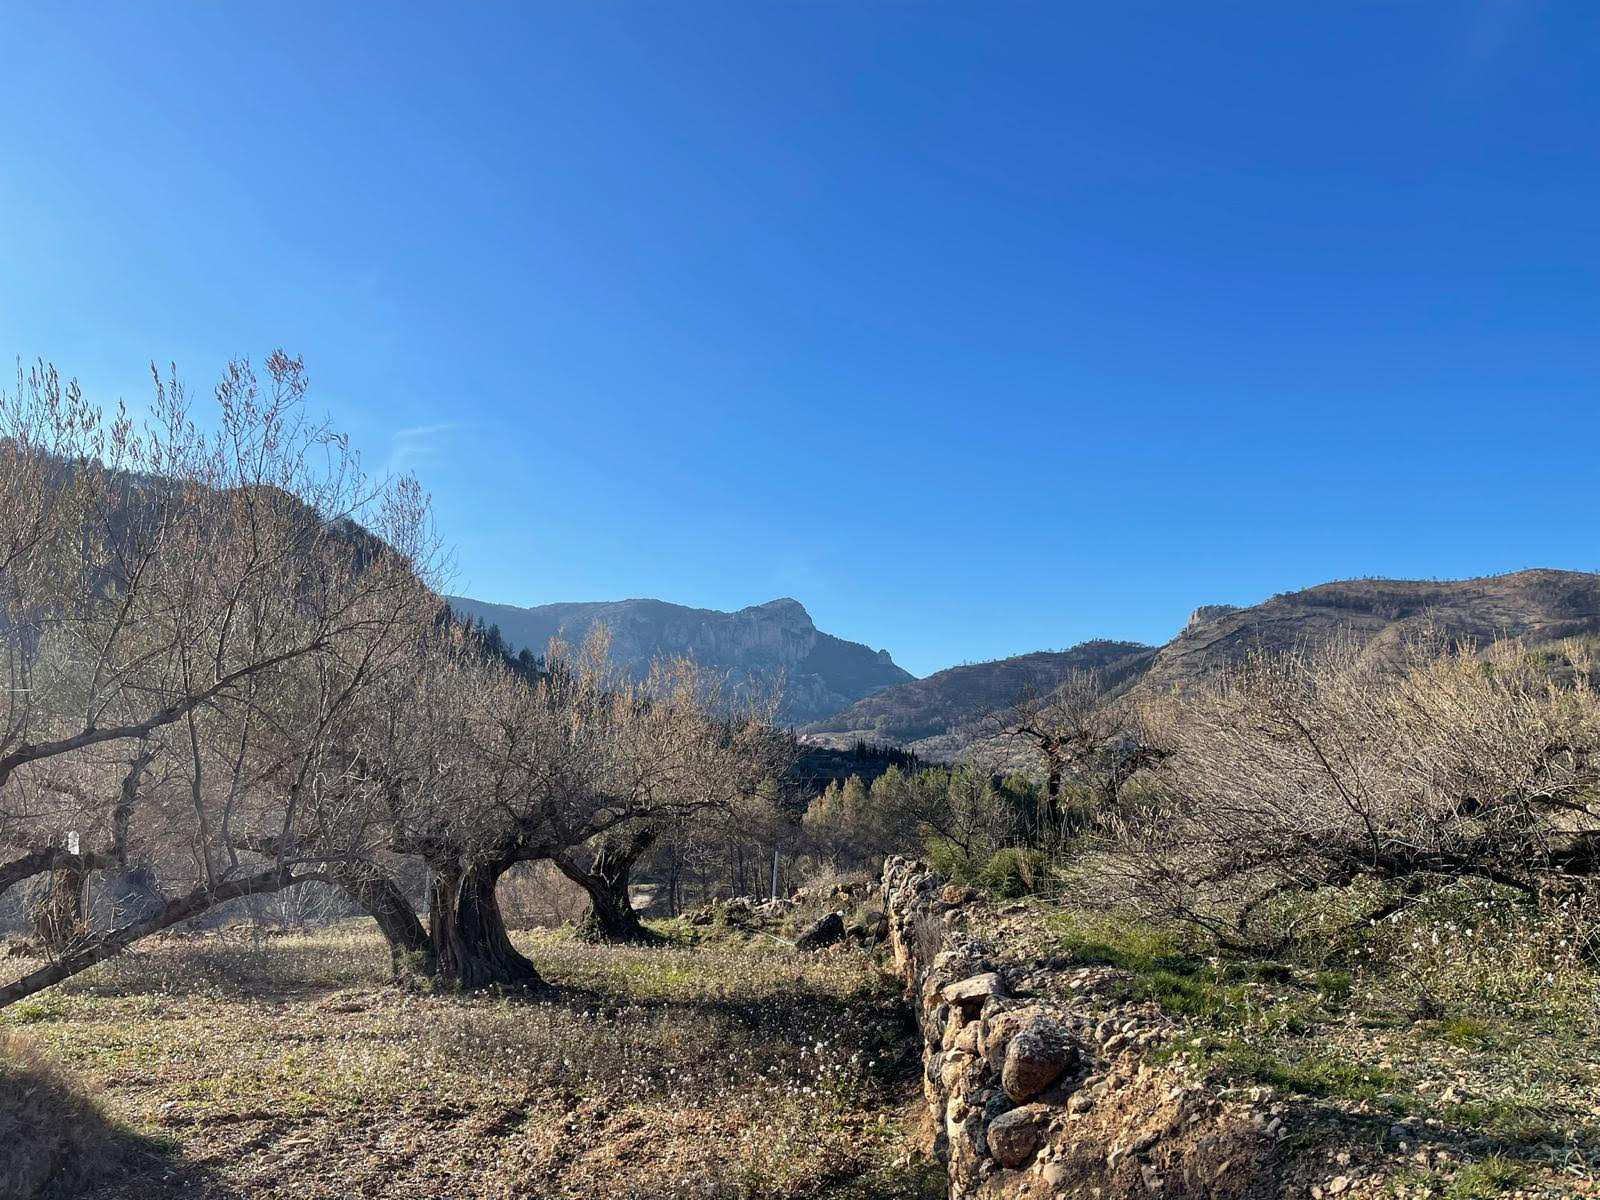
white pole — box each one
[770,847,780,901]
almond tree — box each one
[0,355,439,1008]
[997,670,1167,845]
[1111,635,1600,944]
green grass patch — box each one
[1444,1155,1531,1199]
[1049,909,1187,974]
[1222,1044,1399,1103]
[1437,1098,1558,1145]
[1048,909,1331,1032]
[1436,1015,1495,1050]
[1,993,70,1024]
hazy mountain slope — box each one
[446,595,911,725]
[801,640,1158,753]
[1141,568,1600,694]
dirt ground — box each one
[1,927,945,1200]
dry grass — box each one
[0,926,942,1199]
[0,1029,138,1200]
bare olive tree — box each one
[553,667,791,943]
[332,633,787,983]
[1,356,791,1005]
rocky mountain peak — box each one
[1184,604,1241,632]
[447,594,911,726]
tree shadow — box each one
[1278,1096,1594,1182]
[1,1032,240,1200]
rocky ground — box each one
[881,858,1600,1200]
[10,869,1596,1199]
[1,925,943,1199]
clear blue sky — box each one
[3,4,1597,677]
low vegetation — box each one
[0,926,942,1199]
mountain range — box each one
[455,569,1600,758]
[446,595,911,725]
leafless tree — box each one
[0,354,439,1007]
[326,633,788,982]
[1106,634,1600,945]
[991,669,1168,845]
[0,355,797,1005]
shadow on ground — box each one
[1,1031,237,1200]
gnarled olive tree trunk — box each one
[427,856,543,991]
[332,861,436,978]
[558,825,663,944]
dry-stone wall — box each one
[881,856,1288,1199]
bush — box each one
[977,848,1050,898]
[923,839,980,886]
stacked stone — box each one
[881,856,1266,1200]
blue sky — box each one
[3,3,1597,677]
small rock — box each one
[988,1103,1051,1168]
[1327,1177,1350,1196]
[795,911,846,952]
[942,972,1006,1017]
[940,1049,973,1090]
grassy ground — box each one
[1009,882,1600,1199]
[1,925,944,1200]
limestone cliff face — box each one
[446,595,912,725]
[1184,604,1240,631]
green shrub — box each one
[1444,1155,1530,1199]
[1438,1015,1495,1049]
[977,848,1049,898]
[923,839,980,885]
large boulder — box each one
[1002,1020,1080,1103]
[980,1003,1055,1072]
[795,910,846,952]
